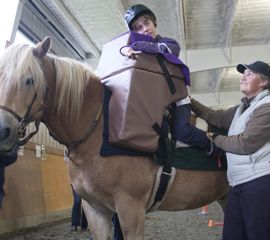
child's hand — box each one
[120,46,141,59]
[127,48,142,58]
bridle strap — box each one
[0,105,22,121]
[17,120,41,146]
[0,92,37,123]
[23,92,38,122]
[17,92,38,135]
[0,92,42,145]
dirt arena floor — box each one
[0,202,223,240]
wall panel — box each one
[0,144,72,234]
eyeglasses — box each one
[243,70,257,78]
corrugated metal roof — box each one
[34,0,270,105]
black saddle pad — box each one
[155,146,227,171]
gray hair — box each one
[260,73,270,90]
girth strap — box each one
[148,121,175,211]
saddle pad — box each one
[155,147,227,171]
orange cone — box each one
[208,219,224,227]
[208,219,214,227]
[199,205,209,214]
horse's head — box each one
[0,37,51,151]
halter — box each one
[0,84,103,155]
[0,92,42,146]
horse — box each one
[0,37,228,239]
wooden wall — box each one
[0,143,73,234]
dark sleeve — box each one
[214,103,270,154]
[190,98,237,130]
[173,104,209,149]
[0,151,18,168]
[0,167,5,196]
[131,37,180,57]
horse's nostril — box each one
[0,127,11,141]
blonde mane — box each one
[0,43,100,117]
[0,43,46,94]
[51,55,99,117]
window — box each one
[15,31,34,46]
[0,0,20,54]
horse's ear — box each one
[33,36,51,59]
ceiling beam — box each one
[225,0,239,63]
[10,0,24,43]
[177,0,187,62]
[192,91,242,107]
[41,0,100,58]
[214,68,225,93]
[180,44,270,72]
[116,0,126,16]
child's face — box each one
[132,15,157,38]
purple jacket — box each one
[129,31,190,85]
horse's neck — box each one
[43,75,103,152]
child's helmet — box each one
[124,4,156,30]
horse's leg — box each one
[116,201,146,240]
[82,200,113,240]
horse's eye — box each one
[25,77,34,85]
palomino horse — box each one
[0,37,228,239]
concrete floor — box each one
[0,202,223,240]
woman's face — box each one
[132,15,157,38]
[240,69,268,98]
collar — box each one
[241,90,270,108]
[241,97,254,108]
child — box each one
[124,4,210,151]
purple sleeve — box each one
[131,37,180,57]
